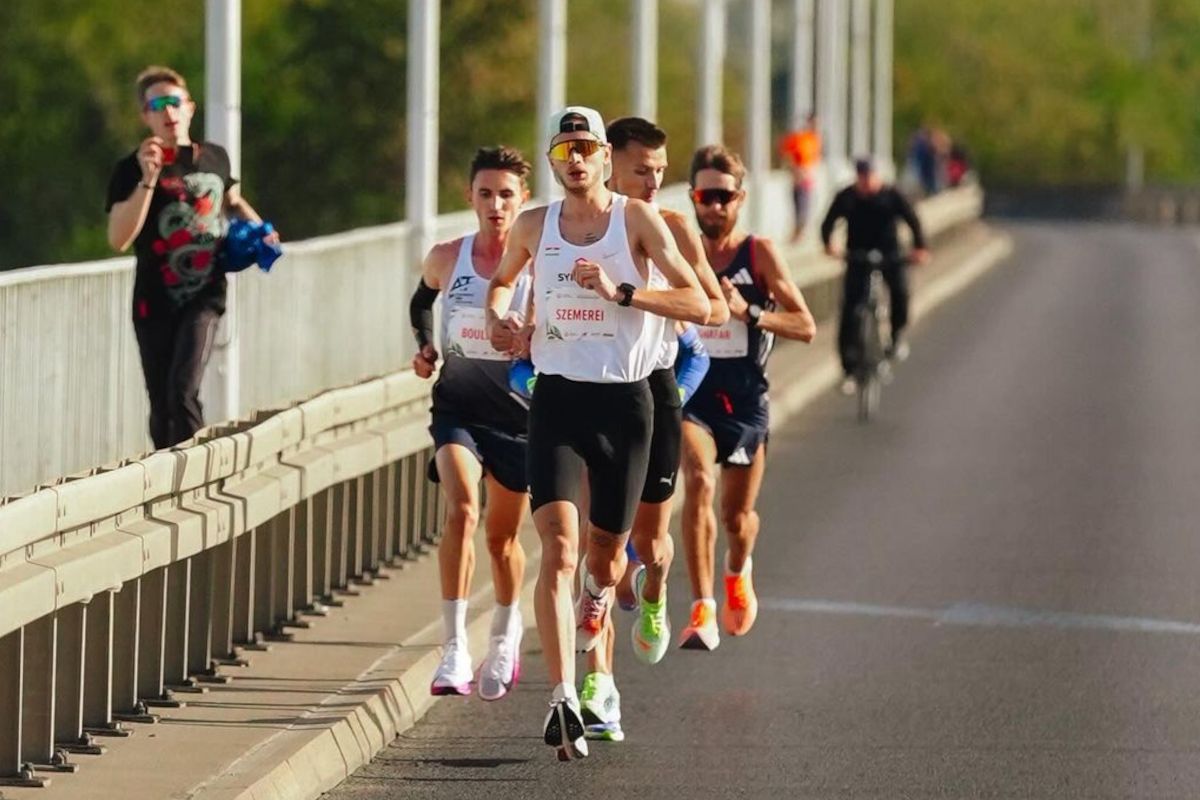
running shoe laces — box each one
[639,605,665,641]
[579,588,610,633]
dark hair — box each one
[607,117,667,152]
[689,144,746,187]
[136,65,188,103]
[470,146,532,184]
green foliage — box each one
[894,0,1200,187]
[2,0,1197,269]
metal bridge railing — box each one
[0,369,441,787]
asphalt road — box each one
[325,222,1200,799]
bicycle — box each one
[845,249,909,422]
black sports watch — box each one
[746,304,764,327]
[617,282,636,307]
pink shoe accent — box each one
[430,680,473,697]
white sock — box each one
[443,599,468,644]
[584,573,604,596]
[491,602,518,636]
[698,597,717,612]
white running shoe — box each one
[477,616,523,702]
[543,686,589,761]
[429,638,473,696]
[839,376,857,396]
[580,672,624,742]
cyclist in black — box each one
[821,157,929,395]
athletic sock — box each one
[442,598,468,644]
[491,602,517,637]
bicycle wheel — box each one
[857,374,880,422]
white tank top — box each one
[531,194,665,383]
[440,234,530,362]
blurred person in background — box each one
[105,65,277,449]
[779,113,822,243]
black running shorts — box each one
[683,388,770,467]
[528,374,653,534]
[640,368,683,504]
[428,413,528,494]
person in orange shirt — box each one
[779,113,822,243]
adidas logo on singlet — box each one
[449,275,473,293]
[724,267,753,286]
[728,268,755,286]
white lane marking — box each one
[762,598,1200,636]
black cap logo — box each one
[559,113,590,134]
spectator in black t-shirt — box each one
[821,158,929,391]
[106,65,278,449]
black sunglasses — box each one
[692,188,738,207]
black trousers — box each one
[133,305,222,449]
[838,261,910,374]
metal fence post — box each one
[20,615,60,768]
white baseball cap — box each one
[546,106,608,146]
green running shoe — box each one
[580,672,624,742]
[630,566,670,665]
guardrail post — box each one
[188,551,216,677]
[294,498,315,614]
[365,469,383,576]
[349,477,367,582]
[253,523,273,637]
[332,483,351,591]
[272,508,296,631]
[164,560,192,688]
[397,458,415,560]
[83,591,120,734]
[54,603,90,752]
[233,529,258,647]
[408,453,427,554]
[111,581,142,717]
[210,539,237,663]
[311,489,333,606]
[382,463,399,564]
[21,615,61,769]
[0,629,24,778]
[137,568,176,706]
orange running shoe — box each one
[678,599,721,651]
[722,555,759,636]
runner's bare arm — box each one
[742,238,815,342]
[623,201,710,324]
[486,208,541,349]
[662,211,729,326]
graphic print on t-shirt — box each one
[150,171,226,307]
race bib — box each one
[544,289,618,341]
[699,320,749,359]
[446,306,507,361]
